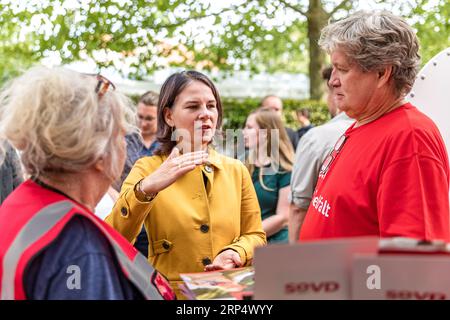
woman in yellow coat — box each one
[106,71,266,297]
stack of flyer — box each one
[378,237,450,254]
[179,267,254,300]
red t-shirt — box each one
[300,103,450,241]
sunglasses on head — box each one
[83,73,116,99]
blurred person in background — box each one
[115,90,160,258]
[289,66,353,243]
[261,95,298,149]
[116,90,160,190]
[0,141,23,204]
[294,108,314,144]
[243,108,294,244]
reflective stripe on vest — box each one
[1,201,72,299]
[1,200,163,300]
[93,226,163,300]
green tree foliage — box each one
[0,0,448,96]
[130,94,329,129]
[407,0,450,65]
[0,7,40,83]
[219,97,330,130]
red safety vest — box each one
[0,180,175,300]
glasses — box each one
[83,73,116,99]
[319,134,347,176]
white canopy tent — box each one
[408,47,450,198]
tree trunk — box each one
[307,0,329,100]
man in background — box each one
[114,90,160,258]
[261,95,298,149]
[288,66,353,243]
[0,142,23,204]
[295,108,314,144]
[118,90,160,188]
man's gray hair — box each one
[319,10,420,96]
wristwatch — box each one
[134,179,158,202]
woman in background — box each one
[243,108,294,244]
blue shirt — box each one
[115,133,159,191]
[115,133,159,259]
[0,143,23,204]
[24,215,143,300]
[126,133,160,166]
[293,124,314,150]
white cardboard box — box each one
[352,253,450,300]
[254,237,379,300]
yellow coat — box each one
[105,149,266,295]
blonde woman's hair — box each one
[0,66,136,181]
[245,108,295,191]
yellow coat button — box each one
[202,257,212,266]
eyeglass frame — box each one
[82,73,116,99]
[319,134,348,176]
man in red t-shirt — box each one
[299,11,450,242]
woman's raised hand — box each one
[140,147,208,195]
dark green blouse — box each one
[251,166,291,244]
